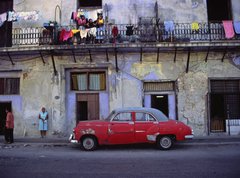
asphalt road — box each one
[0,144,240,178]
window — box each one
[71,72,106,91]
[144,81,175,92]
[112,112,132,122]
[135,112,156,122]
[79,0,102,8]
[0,78,20,95]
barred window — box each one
[0,78,20,95]
[71,72,106,91]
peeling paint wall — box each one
[1,51,240,137]
[13,0,76,27]
[232,0,240,21]
[1,0,239,138]
[13,0,240,27]
[104,0,207,24]
[13,0,208,28]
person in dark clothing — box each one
[5,108,14,144]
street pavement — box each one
[1,134,240,148]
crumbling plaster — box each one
[104,0,207,24]
[13,0,209,28]
[1,50,240,137]
[12,0,240,28]
[13,0,76,27]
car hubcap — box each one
[83,138,94,150]
[160,137,171,149]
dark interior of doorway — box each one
[0,0,13,47]
[77,101,88,122]
[151,95,169,117]
[210,94,225,132]
[78,0,102,7]
[207,0,232,21]
[0,102,11,135]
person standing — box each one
[5,108,14,144]
[38,107,48,138]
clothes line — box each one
[7,10,39,22]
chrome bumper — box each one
[69,134,78,144]
[185,135,194,139]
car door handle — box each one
[128,122,134,125]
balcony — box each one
[7,22,239,47]
[1,22,240,74]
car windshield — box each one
[105,110,115,121]
[156,111,169,121]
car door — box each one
[107,112,135,144]
[134,111,159,143]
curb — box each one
[1,140,240,149]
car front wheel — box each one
[157,136,173,150]
[81,136,97,151]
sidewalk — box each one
[0,136,69,148]
[1,135,240,148]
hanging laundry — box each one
[7,11,39,22]
[7,11,18,21]
[233,21,240,34]
[222,20,235,39]
[17,11,39,21]
[88,27,97,37]
[77,16,87,26]
[164,21,174,32]
[191,22,199,30]
[72,29,80,34]
[0,12,7,27]
[112,26,118,44]
[77,9,84,18]
[59,29,73,42]
[71,12,77,20]
[79,27,90,39]
[126,25,134,36]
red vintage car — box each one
[69,107,193,151]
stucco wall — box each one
[13,0,76,27]
[13,0,208,28]
[103,0,207,24]
[1,50,240,137]
[232,0,240,21]
[13,0,240,27]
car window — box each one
[112,112,132,122]
[135,112,156,122]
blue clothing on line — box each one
[233,21,240,34]
[164,21,175,32]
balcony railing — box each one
[10,22,240,47]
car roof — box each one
[113,107,169,121]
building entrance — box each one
[0,102,11,135]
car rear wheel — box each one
[157,136,173,150]
[81,136,97,151]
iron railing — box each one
[10,22,240,46]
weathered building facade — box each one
[0,0,240,137]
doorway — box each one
[210,94,225,132]
[151,95,169,117]
[0,0,13,47]
[209,80,240,133]
[207,0,232,21]
[0,102,11,135]
[76,93,99,123]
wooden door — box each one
[77,93,99,122]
